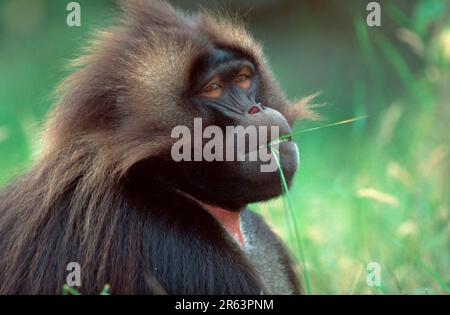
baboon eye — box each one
[236,74,249,83]
[235,67,252,89]
[201,81,222,98]
[204,83,221,92]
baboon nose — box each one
[248,104,262,115]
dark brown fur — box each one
[0,0,312,295]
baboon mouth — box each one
[250,134,294,153]
[241,134,294,159]
[268,134,293,147]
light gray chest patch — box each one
[241,211,294,295]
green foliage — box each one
[412,0,448,36]
[252,0,450,294]
[62,284,110,295]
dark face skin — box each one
[164,48,299,210]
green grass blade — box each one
[270,146,312,295]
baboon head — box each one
[44,0,314,210]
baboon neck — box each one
[200,203,244,248]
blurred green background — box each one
[0,0,448,294]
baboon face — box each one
[159,47,299,210]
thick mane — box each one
[0,138,122,294]
[121,0,188,28]
[43,1,194,165]
[0,136,263,294]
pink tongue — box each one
[202,203,244,247]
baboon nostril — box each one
[248,106,261,115]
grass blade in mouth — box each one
[270,146,311,295]
[270,134,293,146]
[295,116,368,136]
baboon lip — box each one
[243,134,293,154]
[268,134,293,147]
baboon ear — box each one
[119,0,185,28]
[286,93,321,124]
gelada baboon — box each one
[0,0,314,295]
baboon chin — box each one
[0,0,314,295]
